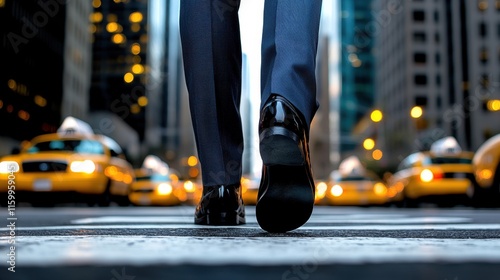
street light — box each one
[410,106,423,119]
[363,138,375,151]
[370,109,383,123]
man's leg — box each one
[180,0,245,225]
[261,0,323,128]
[180,0,243,187]
[257,0,323,233]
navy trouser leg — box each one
[180,0,243,186]
[261,0,323,130]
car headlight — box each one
[183,180,195,193]
[316,182,328,198]
[420,169,435,182]
[157,183,173,195]
[330,184,344,197]
[477,169,493,180]
[373,182,387,196]
[70,160,96,174]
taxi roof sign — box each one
[57,116,94,136]
[430,136,462,154]
[142,155,169,175]
[338,155,365,176]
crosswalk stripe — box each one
[3,236,500,266]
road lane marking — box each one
[1,223,500,231]
[2,236,500,266]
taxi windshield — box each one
[27,140,105,155]
[338,176,372,182]
[136,173,170,182]
[425,156,472,165]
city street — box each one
[1,205,500,280]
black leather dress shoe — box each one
[256,95,315,233]
[194,184,246,225]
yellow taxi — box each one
[181,179,203,205]
[388,137,475,207]
[472,134,500,206]
[129,156,186,206]
[241,175,260,205]
[317,156,389,206]
[0,117,134,206]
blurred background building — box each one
[338,0,376,156]
[373,0,500,170]
[0,0,92,155]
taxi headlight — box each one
[316,182,328,197]
[477,169,493,180]
[373,182,387,196]
[420,169,434,182]
[183,180,195,193]
[330,184,344,197]
[157,183,173,195]
[70,160,96,174]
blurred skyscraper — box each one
[0,0,92,154]
[88,0,148,142]
[338,0,376,157]
[374,0,500,168]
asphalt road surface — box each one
[1,205,500,280]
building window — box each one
[414,74,428,86]
[414,53,427,64]
[480,74,490,89]
[435,32,440,43]
[479,22,487,38]
[415,96,428,106]
[413,10,425,22]
[434,11,439,23]
[435,53,441,65]
[480,47,489,64]
[436,74,441,86]
[478,0,488,11]
[413,32,426,42]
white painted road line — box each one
[2,236,500,266]
[69,215,472,225]
[2,223,500,231]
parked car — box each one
[388,137,475,207]
[318,156,389,206]
[241,175,260,205]
[129,155,186,206]
[0,117,134,206]
[472,134,500,206]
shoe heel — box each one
[259,127,305,166]
[256,165,314,233]
[205,211,245,225]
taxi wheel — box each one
[402,197,419,208]
[97,181,112,207]
[115,195,130,207]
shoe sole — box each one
[257,127,314,233]
[195,211,246,225]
